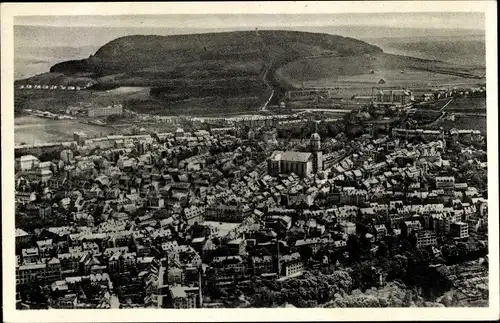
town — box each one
[14,82,489,309]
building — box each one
[340,221,356,235]
[16,258,62,285]
[22,248,40,264]
[16,263,46,285]
[38,204,53,218]
[227,238,247,256]
[211,255,247,275]
[108,252,137,274]
[88,104,123,117]
[310,133,323,173]
[372,88,413,108]
[184,205,205,225]
[268,151,313,178]
[392,128,444,141]
[416,231,438,249]
[436,176,455,191]
[18,155,40,171]
[280,252,304,277]
[167,285,199,309]
[373,224,387,241]
[450,222,469,239]
[402,220,422,236]
[15,228,31,246]
[268,132,324,177]
[250,255,275,276]
[74,132,88,146]
[205,204,251,223]
[286,89,331,101]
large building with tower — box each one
[267,133,323,178]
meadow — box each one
[15,116,117,145]
[276,53,485,98]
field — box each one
[15,116,118,145]
[15,87,150,115]
[443,97,486,112]
[276,53,485,98]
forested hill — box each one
[50,30,383,76]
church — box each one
[267,133,323,178]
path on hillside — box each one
[260,64,274,112]
[439,98,454,112]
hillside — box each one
[15,30,483,115]
[277,52,484,97]
[16,31,382,115]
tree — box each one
[347,235,361,262]
[376,242,389,259]
[298,245,313,264]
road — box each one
[291,108,352,113]
[260,65,274,112]
[439,98,454,112]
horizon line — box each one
[14,24,486,31]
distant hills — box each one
[16,30,484,115]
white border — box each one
[2,2,498,322]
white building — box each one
[88,104,123,117]
[18,155,40,171]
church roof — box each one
[270,151,312,163]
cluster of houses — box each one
[14,114,488,308]
[417,86,486,102]
[17,81,95,92]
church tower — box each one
[310,132,323,173]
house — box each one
[250,255,275,276]
[167,285,199,309]
[205,204,251,223]
[22,248,40,264]
[416,231,437,249]
[211,255,247,275]
[16,263,46,285]
[227,238,247,256]
[36,239,54,257]
[340,221,356,235]
[280,252,304,277]
[402,220,422,236]
[45,257,62,283]
[15,228,31,246]
[450,222,469,239]
[184,205,205,225]
[18,155,40,171]
[373,224,387,241]
[108,252,137,274]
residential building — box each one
[416,231,438,249]
[450,222,469,239]
[88,104,123,117]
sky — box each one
[15,12,485,30]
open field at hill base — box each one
[15,116,118,145]
[276,53,485,98]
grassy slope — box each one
[15,31,373,115]
[16,30,483,115]
[277,52,485,98]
